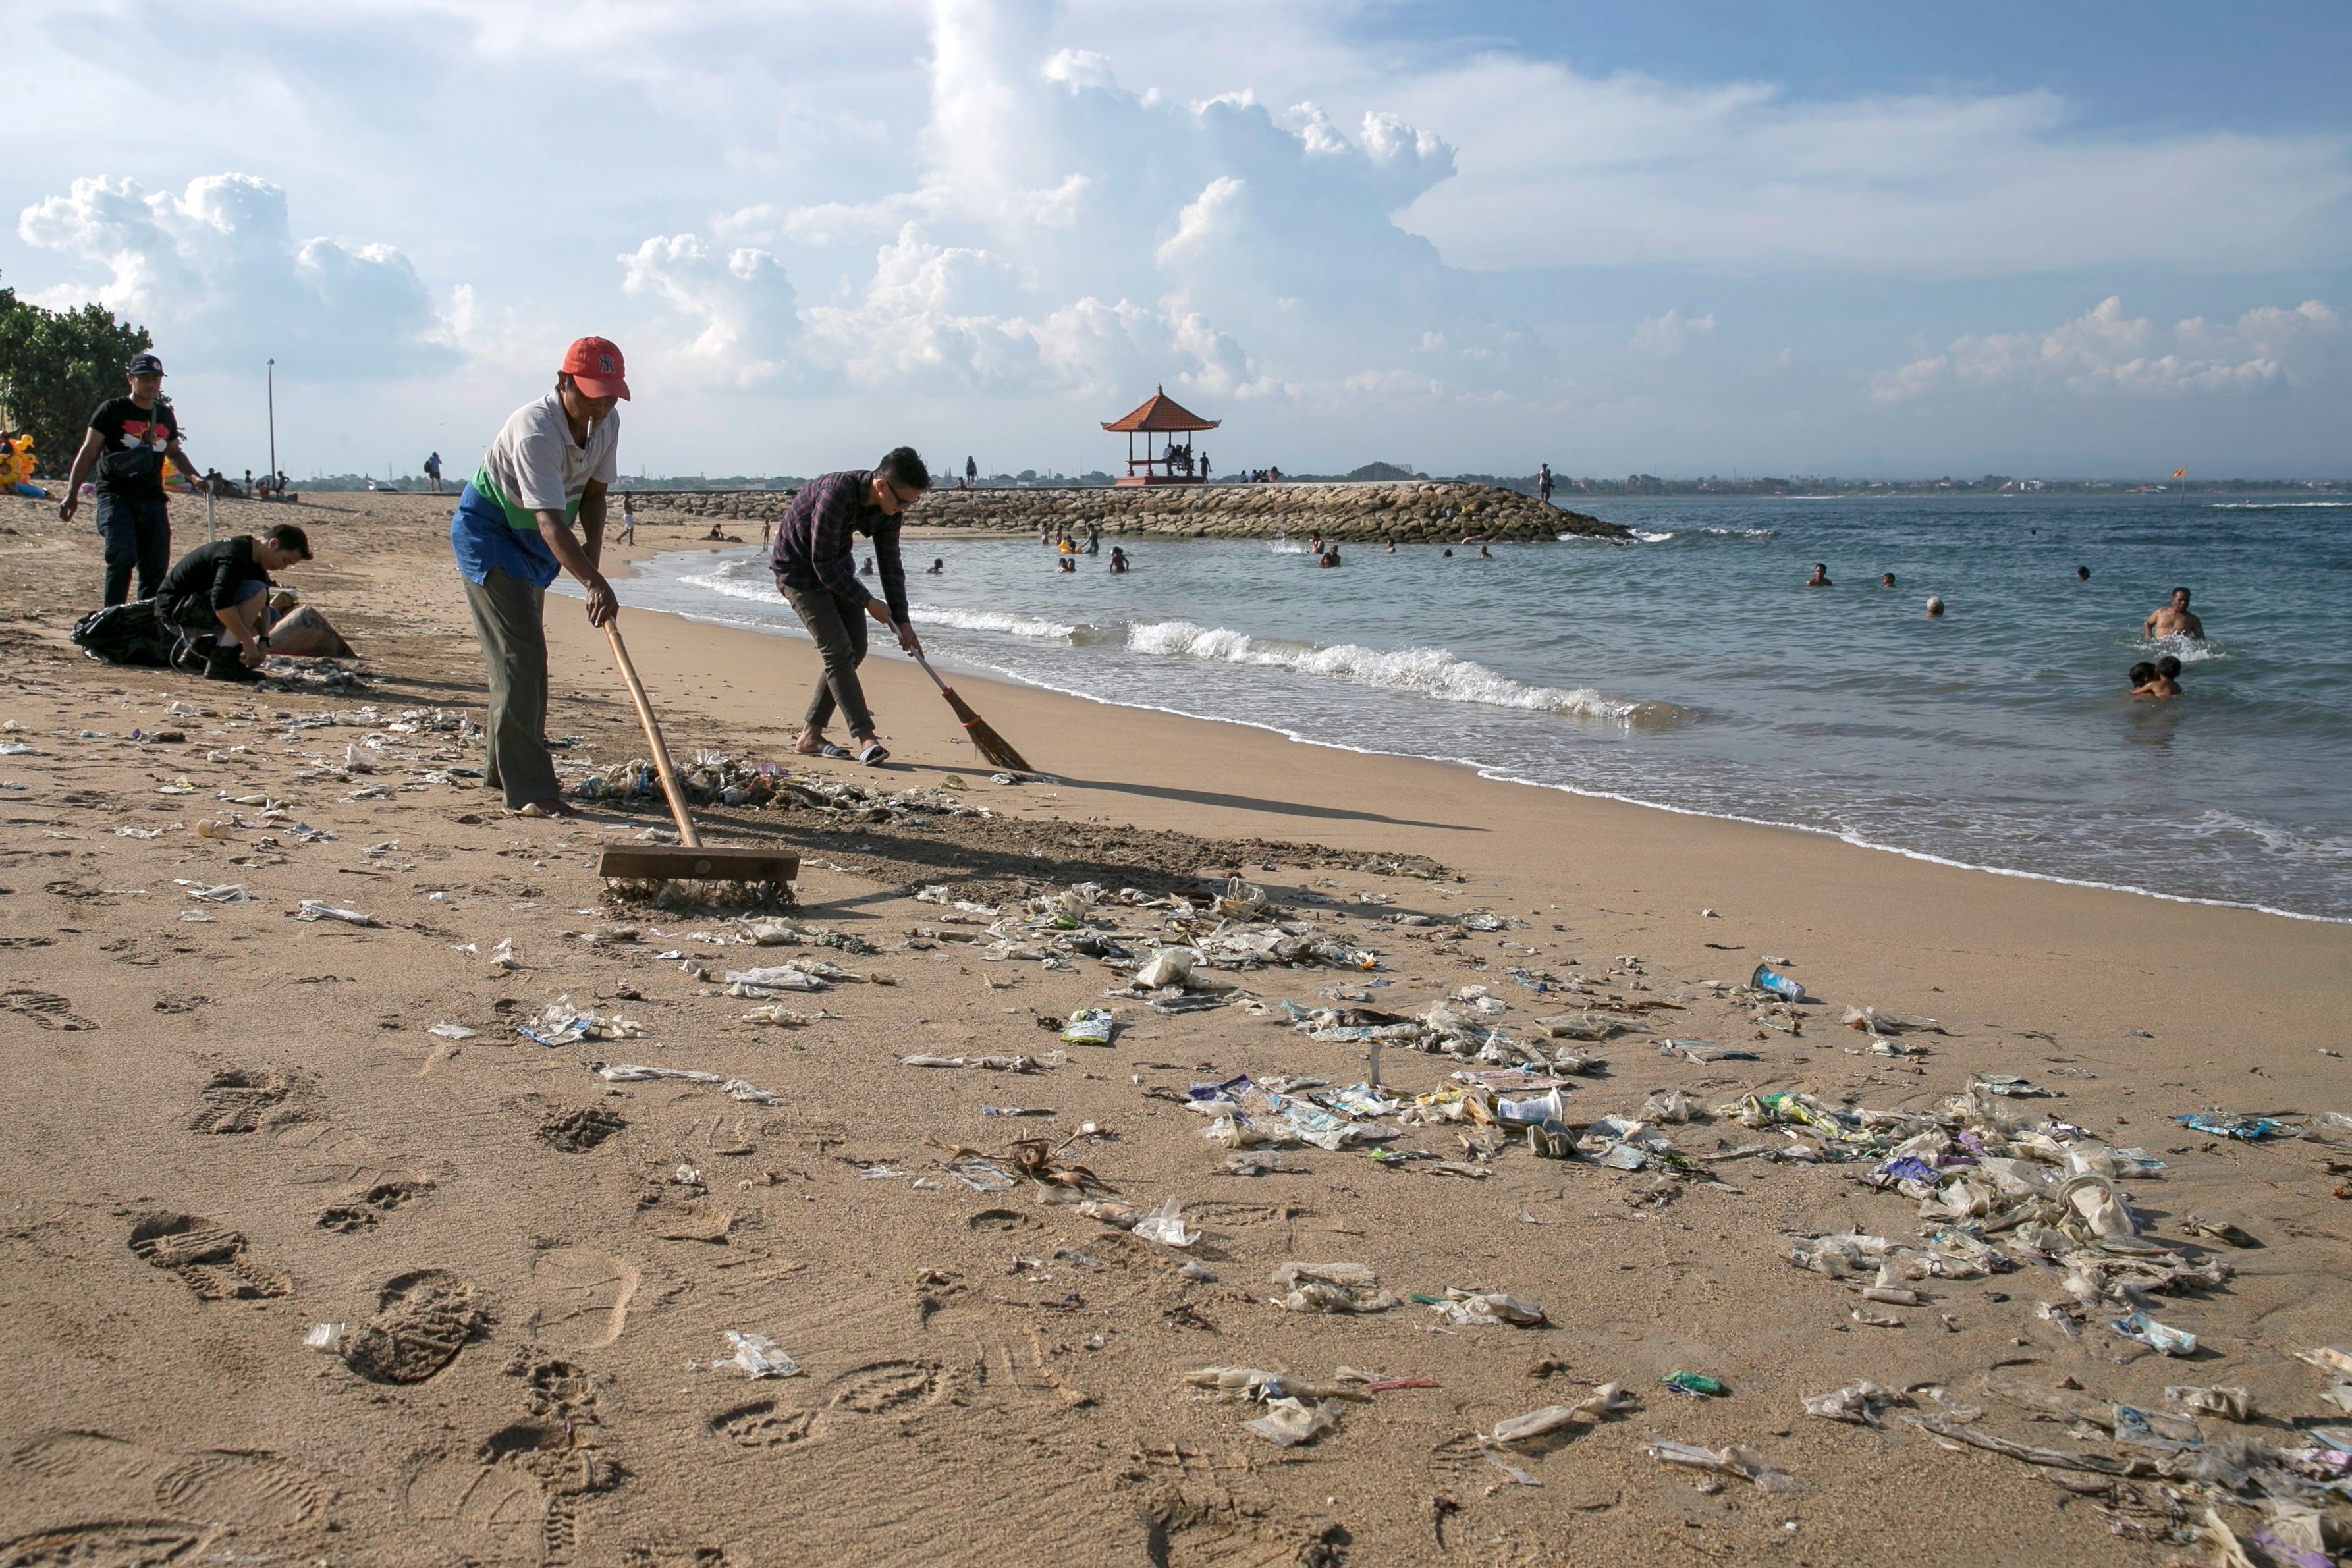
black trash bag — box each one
[70,600,203,670]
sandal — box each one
[810,742,852,759]
[856,740,890,766]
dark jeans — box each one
[779,579,873,736]
[460,565,559,809]
[157,578,269,641]
[96,493,171,606]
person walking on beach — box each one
[619,493,636,543]
[2144,587,2204,640]
[770,448,927,767]
[447,336,627,819]
[57,352,206,607]
[424,451,444,495]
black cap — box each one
[126,353,167,376]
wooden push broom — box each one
[591,622,800,888]
[911,651,1033,772]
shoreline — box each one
[584,545,2348,927]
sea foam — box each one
[1124,620,1687,725]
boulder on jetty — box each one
[632,480,1626,543]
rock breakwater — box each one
[632,481,1625,542]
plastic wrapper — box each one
[295,900,378,925]
[1130,1197,1196,1247]
[1244,1397,1340,1447]
[721,1330,802,1379]
[1060,1008,1116,1046]
[1643,1440,1801,1493]
[2109,1311,2197,1355]
[1802,1381,1907,1427]
[1428,1289,1546,1327]
[2166,1384,2256,1422]
[1271,1261,1397,1314]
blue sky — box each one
[4,0,2346,480]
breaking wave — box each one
[909,603,1081,641]
[1124,620,1689,726]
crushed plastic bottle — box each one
[1749,963,1805,1002]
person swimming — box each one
[1477,544,1493,559]
[1880,572,1896,588]
[2076,566,2091,581]
[1108,546,1129,573]
[1925,595,1945,618]
[924,558,944,575]
[1056,556,1076,573]
[1805,563,1832,587]
[1317,547,1341,568]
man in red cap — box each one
[448,337,628,817]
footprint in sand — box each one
[708,1398,819,1451]
[4,1429,333,1559]
[402,1455,547,1559]
[317,1179,436,1233]
[0,988,96,1031]
[537,1108,627,1153]
[150,1450,329,1530]
[187,1068,293,1134]
[524,1248,639,1351]
[0,1519,211,1565]
[127,1212,291,1301]
[342,1269,481,1384]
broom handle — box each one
[911,649,952,694]
[603,620,702,848]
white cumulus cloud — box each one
[1869,296,2344,404]
[16,173,453,377]
[1631,308,1717,360]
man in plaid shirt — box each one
[770,446,929,765]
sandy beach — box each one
[3,487,2348,1566]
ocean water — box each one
[572,493,2352,921]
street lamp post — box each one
[265,358,277,490]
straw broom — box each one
[911,651,1032,772]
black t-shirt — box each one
[156,537,269,615]
[88,396,181,500]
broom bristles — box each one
[938,683,1033,771]
[966,718,1031,772]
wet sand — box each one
[1,489,2347,1565]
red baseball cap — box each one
[560,336,630,400]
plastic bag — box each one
[1131,1197,1196,1247]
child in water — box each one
[2129,655,2183,699]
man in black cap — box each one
[57,352,206,606]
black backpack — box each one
[70,600,205,670]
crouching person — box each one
[153,523,312,682]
